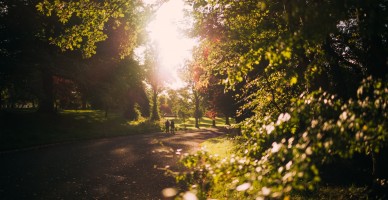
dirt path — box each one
[0,129,224,200]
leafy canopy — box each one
[178,0,388,198]
[36,0,147,58]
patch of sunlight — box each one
[152,147,174,153]
[111,147,130,155]
[127,117,147,125]
[61,109,95,113]
[149,138,160,145]
[201,137,237,159]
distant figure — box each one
[170,120,175,134]
[165,120,170,133]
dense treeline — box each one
[179,0,388,199]
[0,0,150,119]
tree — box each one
[175,87,192,129]
[36,0,147,58]
[206,85,237,125]
[186,45,239,127]
[1,0,151,114]
[0,0,71,113]
[179,0,388,198]
[204,109,217,127]
[144,44,163,121]
[159,94,172,116]
[181,59,203,128]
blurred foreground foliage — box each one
[178,77,387,199]
[177,0,388,199]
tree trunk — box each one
[367,35,388,78]
[150,88,160,121]
[38,69,55,113]
[212,119,216,127]
[0,93,2,110]
[105,103,108,118]
[372,152,377,178]
[194,90,200,128]
[81,96,87,110]
[195,117,199,128]
[124,100,137,121]
[225,115,230,125]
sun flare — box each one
[146,0,197,89]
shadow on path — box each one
[0,129,224,199]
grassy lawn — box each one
[0,109,160,151]
[200,137,237,158]
[162,116,234,131]
[0,110,235,151]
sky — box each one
[145,0,197,89]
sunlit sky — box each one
[145,0,197,89]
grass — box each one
[162,116,234,131]
[0,110,235,151]
[0,109,161,151]
[201,137,237,158]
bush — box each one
[177,77,387,199]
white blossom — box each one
[236,183,251,191]
[271,142,281,153]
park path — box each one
[0,129,224,200]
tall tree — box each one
[180,0,388,198]
[181,60,203,128]
[144,44,162,121]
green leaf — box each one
[290,77,297,85]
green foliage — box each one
[36,0,145,58]
[179,78,387,199]
[180,0,388,198]
[1,0,150,114]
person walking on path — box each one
[170,120,175,134]
[165,120,170,133]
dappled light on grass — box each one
[162,117,235,131]
[200,137,237,159]
[126,117,147,125]
[62,110,114,123]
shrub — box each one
[177,77,387,199]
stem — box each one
[263,72,283,113]
[371,152,376,178]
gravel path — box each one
[0,129,224,200]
